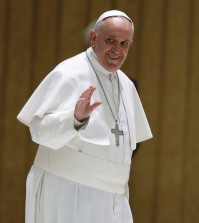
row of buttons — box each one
[113,194,121,216]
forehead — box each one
[98,17,133,39]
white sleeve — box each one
[30,108,79,150]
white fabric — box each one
[18,48,152,151]
[86,49,132,164]
[18,47,152,223]
[34,146,130,194]
[95,10,133,27]
[26,166,133,223]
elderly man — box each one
[17,10,152,223]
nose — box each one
[112,45,121,53]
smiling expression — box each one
[90,17,133,72]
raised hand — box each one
[74,86,102,122]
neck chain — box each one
[86,51,124,147]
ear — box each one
[89,30,97,47]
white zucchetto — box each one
[95,10,134,29]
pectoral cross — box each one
[111,120,124,147]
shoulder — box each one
[117,69,139,100]
[118,69,134,87]
[48,51,90,83]
[40,51,93,94]
[39,51,89,86]
[54,51,88,73]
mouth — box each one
[108,54,120,60]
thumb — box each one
[90,101,102,113]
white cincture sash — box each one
[34,146,130,194]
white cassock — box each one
[17,47,152,223]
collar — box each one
[86,47,117,79]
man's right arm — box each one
[30,108,78,150]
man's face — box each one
[90,17,133,72]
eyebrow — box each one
[105,35,131,40]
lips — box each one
[108,54,120,59]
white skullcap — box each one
[95,10,133,27]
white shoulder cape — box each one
[17,48,152,150]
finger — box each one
[77,98,87,107]
[86,86,97,101]
[78,97,86,101]
[79,86,94,99]
[87,87,96,100]
[84,86,96,101]
[90,101,102,112]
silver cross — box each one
[111,121,124,147]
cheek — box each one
[122,49,129,59]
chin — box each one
[104,65,117,72]
[106,64,121,72]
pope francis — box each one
[17,10,152,223]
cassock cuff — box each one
[74,117,89,130]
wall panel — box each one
[88,0,113,23]
[127,0,165,222]
[0,1,8,221]
[0,0,34,222]
[183,0,199,222]
[24,0,61,169]
[0,0,7,166]
[155,0,190,222]
[29,0,60,90]
[114,0,141,80]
